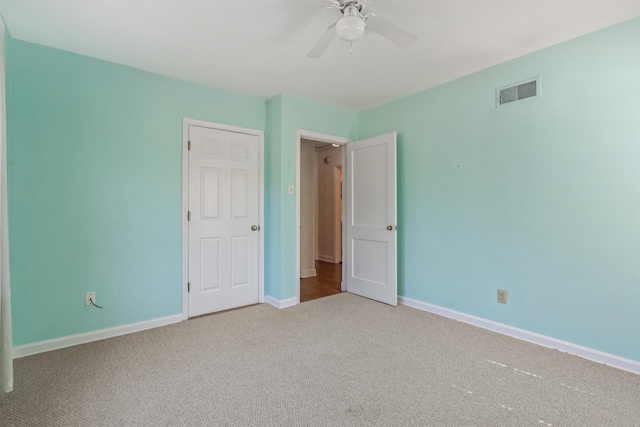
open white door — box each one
[345,133,397,306]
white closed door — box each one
[188,125,260,317]
[345,133,397,306]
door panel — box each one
[352,143,388,227]
[345,133,397,306]
[188,125,260,316]
[200,237,220,291]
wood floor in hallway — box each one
[300,261,342,303]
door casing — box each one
[182,118,265,320]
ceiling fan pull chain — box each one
[350,41,354,54]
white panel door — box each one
[188,125,260,316]
[345,133,397,306]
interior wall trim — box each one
[317,255,337,263]
[399,296,640,376]
[265,296,297,309]
[12,314,182,359]
[300,269,317,279]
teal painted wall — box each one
[3,19,10,151]
[266,95,357,300]
[5,15,639,365]
[7,41,266,346]
[265,96,283,299]
[358,18,640,361]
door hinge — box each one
[188,140,191,151]
[187,211,191,221]
[187,282,190,292]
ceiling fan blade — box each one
[365,16,417,48]
[307,22,338,58]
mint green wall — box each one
[3,19,10,144]
[265,96,283,299]
[266,95,357,300]
[358,18,640,361]
[6,16,638,365]
[7,41,266,346]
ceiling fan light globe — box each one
[336,15,365,41]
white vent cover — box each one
[496,77,541,107]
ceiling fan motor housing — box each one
[339,1,366,12]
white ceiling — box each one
[1,0,639,111]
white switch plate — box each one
[497,289,508,304]
[288,185,294,195]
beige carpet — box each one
[1,293,639,426]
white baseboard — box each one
[300,269,317,278]
[265,296,297,309]
[13,314,183,359]
[317,255,337,263]
[399,296,640,376]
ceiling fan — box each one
[307,0,417,58]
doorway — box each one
[296,130,398,307]
[300,139,343,302]
[296,130,351,304]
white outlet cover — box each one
[86,292,96,306]
[497,289,508,304]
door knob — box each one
[251,225,260,231]
[387,225,393,231]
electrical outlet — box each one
[497,289,508,304]
[86,292,96,306]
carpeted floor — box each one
[1,293,639,426]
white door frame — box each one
[182,118,265,320]
[334,165,343,264]
[296,129,352,305]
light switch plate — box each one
[497,289,508,304]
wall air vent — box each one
[496,77,541,108]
